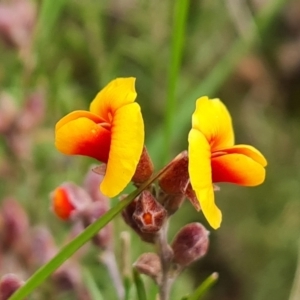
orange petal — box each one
[55,116,111,162]
[90,78,137,122]
[100,102,144,197]
[51,187,75,220]
[214,144,267,167]
[188,128,222,229]
[212,152,266,186]
[192,97,234,151]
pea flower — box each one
[55,77,144,197]
[188,97,267,229]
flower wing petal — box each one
[55,116,111,162]
[192,97,234,150]
[188,128,222,229]
[56,110,104,131]
[212,152,266,186]
[100,102,144,197]
[90,78,137,121]
[215,144,267,167]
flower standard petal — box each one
[100,102,144,198]
[192,97,234,150]
[188,128,222,229]
[55,115,111,162]
[90,77,137,121]
[212,153,266,186]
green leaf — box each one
[133,269,147,300]
[184,272,218,300]
[9,165,171,300]
[82,267,105,300]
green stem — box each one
[133,269,147,300]
[164,0,189,162]
[150,0,287,165]
[185,272,218,300]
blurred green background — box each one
[1,0,300,299]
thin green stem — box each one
[185,272,218,300]
[133,269,147,300]
[164,0,189,162]
[150,0,287,165]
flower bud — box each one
[133,191,167,233]
[79,201,113,249]
[0,198,29,250]
[159,191,185,216]
[133,252,162,284]
[0,274,24,300]
[132,147,154,184]
[83,166,109,208]
[50,182,92,220]
[122,196,157,243]
[171,223,209,267]
[30,227,57,267]
[158,151,189,195]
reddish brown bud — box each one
[132,147,154,184]
[133,253,162,284]
[133,191,167,233]
[171,223,209,267]
[50,182,92,220]
[158,151,189,195]
[0,274,24,300]
[122,195,158,243]
[159,192,185,216]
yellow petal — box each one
[192,97,234,151]
[188,128,222,229]
[212,153,266,186]
[90,78,137,122]
[55,116,111,162]
[100,102,144,197]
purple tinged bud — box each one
[0,274,24,300]
[1,198,29,250]
[83,166,110,208]
[79,201,113,250]
[171,223,209,267]
[133,252,162,284]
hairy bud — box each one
[0,274,24,300]
[133,191,167,233]
[50,182,92,220]
[133,253,162,284]
[132,147,154,184]
[171,223,209,267]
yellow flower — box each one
[55,77,144,197]
[188,97,267,229]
